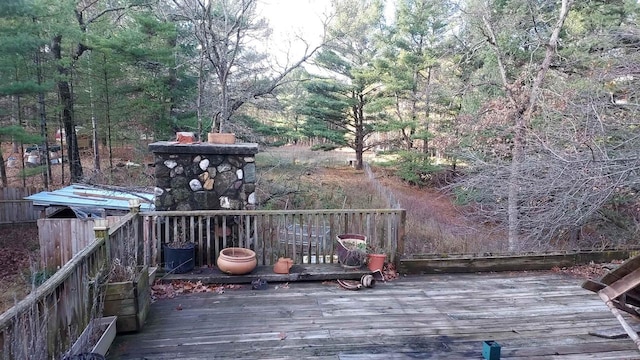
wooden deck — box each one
[107,272,640,359]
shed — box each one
[25,184,155,270]
[25,184,154,217]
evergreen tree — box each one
[301,0,386,169]
[0,0,51,186]
[377,0,452,153]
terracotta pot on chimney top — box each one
[207,132,236,144]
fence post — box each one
[128,198,141,214]
[94,219,110,262]
[128,199,143,266]
[395,209,406,269]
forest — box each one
[0,0,639,252]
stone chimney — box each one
[148,142,259,211]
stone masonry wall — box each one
[148,142,259,211]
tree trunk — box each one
[87,53,100,174]
[355,93,365,170]
[36,47,50,189]
[197,48,205,139]
[507,112,525,251]
[483,0,573,250]
[0,149,7,187]
[52,35,83,183]
[102,54,113,171]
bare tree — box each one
[453,0,640,251]
[458,0,573,250]
[170,0,327,137]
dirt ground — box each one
[0,224,39,312]
[2,142,155,189]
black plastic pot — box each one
[163,243,195,274]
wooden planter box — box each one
[103,266,150,333]
[67,316,117,356]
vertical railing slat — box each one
[137,209,404,267]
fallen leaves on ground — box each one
[381,262,399,281]
[274,282,289,290]
[551,260,624,279]
[152,280,244,300]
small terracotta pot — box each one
[273,257,293,274]
[217,247,257,275]
[367,253,387,272]
[207,132,236,144]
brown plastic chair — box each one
[582,254,640,350]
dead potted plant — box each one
[65,268,117,359]
[102,258,151,333]
[162,219,196,274]
[366,244,387,272]
[336,234,367,268]
[163,228,196,274]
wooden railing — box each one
[0,207,403,359]
[0,211,142,360]
[0,238,108,359]
[142,209,406,268]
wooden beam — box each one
[399,250,635,274]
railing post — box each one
[94,219,110,262]
[129,199,143,266]
[129,198,141,214]
[395,209,406,270]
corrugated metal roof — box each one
[25,184,155,212]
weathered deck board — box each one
[160,264,370,284]
[107,272,640,359]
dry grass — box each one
[369,166,505,255]
[257,146,502,255]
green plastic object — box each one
[482,340,501,360]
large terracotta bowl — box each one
[217,247,257,275]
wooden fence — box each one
[38,216,123,271]
[0,212,142,360]
[34,207,405,273]
[142,209,406,268]
[0,237,109,360]
[0,187,42,224]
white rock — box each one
[236,169,243,180]
[220,196,231,209]
[189,179,202,191]
[164,160,177,169]
[248,192,256,205]
[199,159,210,171]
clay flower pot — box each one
[207,132,236,144]
[217,247,257,275]
[273,257,293,274]
[367,253,387,272]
